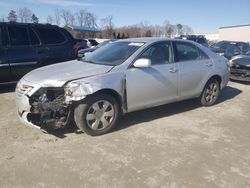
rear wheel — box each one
[74,93,120,136]
[200,79,220,106]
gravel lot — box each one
[0,81,249,188]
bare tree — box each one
[182,25,194,35]
[100,16,114,38]
[84,12,97,28]
[18,8,32,23]
[54,9,61,26]
[69,13,75,26]
[61,9,73,26]
[164,20,175,38]
[76,10,85,27]
[46,15,53,24]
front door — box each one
[126,42,179,112]
[0,25,10,83]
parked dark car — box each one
[78,39,116,58]
[0,22,77,84]
[74,38,99,52]
[177,35,209,47]
[74,38,89,51]
[228,55,250,82]
[88,39,99,47]
[210,41,250,60]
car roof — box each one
[118,37,198,44]
[221,40,248,44]
[0,22,60,28]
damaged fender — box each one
[64,72,127,113]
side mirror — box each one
[133,58,151,68]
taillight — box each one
[73,44,79,57]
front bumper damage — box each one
[16,79,73,131]
[230,68,250,82]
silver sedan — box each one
[16,38,230,136]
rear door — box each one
[33,26,72,65]
[0,25,10,83]
[173,41,213,98]
[7,25,39,81]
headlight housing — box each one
[64,81,94,102]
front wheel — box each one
[199,79,220,106]
[74,93,120,136]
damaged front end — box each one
[27,87,72,130]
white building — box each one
[219,24,250,42]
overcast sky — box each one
[1,0,250,33]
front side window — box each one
[34,27,66,45]
[139,42,172,65]
[82,41,144,66]
[175,42,199,62]
[8,26,30,46]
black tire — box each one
[199,78,220,106]
[74,93,120,136]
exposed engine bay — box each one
[27,87,72,130]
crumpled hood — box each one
[23,60,113,87]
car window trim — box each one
[28,27,41,46]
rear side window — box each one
[8,26,30,46]
[175,42,199,62]
[29,28,40,45]
[0,26,2,46]
[34,27,66,45]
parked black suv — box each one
[0,22,77,84]
[177,35,209,47]
[210,41,250,59]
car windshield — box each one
[82,41,144,66]
[211,41,228,49]
[188,37,206,44]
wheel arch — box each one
[199,74,222,96]
[208,75,222,87]
[89,88,125,113]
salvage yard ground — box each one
[0,81,250,188]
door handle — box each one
[169,67,178,73]
[206,62,213,67]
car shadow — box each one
[230,79,250,85]
[0,84,16,94]
[113,86,242,133]
[39,85,242,138]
